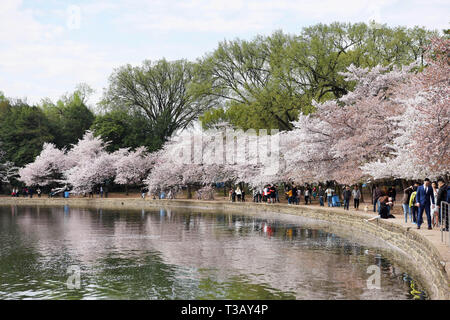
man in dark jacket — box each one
[415,178,435,230]
[372,185,382,212]
[318,186,325,206]
[343,186,351,210]
[436,178,448,231]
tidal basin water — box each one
[0,205,427,300]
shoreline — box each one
[1,197,449,300]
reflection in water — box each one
[0,205,427,300]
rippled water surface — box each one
[0,205,427,300]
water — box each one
[0,205,427,300]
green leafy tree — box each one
[0,98,53,167]
[102,59,216,145]
[40,84,95,149]
[197,22,437,131]
[91,110,163,152]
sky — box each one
[0,0,448,108]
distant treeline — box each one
[0,22,442,169]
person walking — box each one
[292,186,298,205]
[236,186,242,202]
[270,185,277,204]
[100,186,104,198]
[253,189,259,203]
[343,186,351,210]
[263,185,268,203]
[436,178,448,231]
[352,185,361,210]
[325,187,334,207]
[141,187,147,199]
[409,185,418,224]
[304,187,310,205]
[402,185,414,223]
[415,178,435,230]
[431,181,439,227]
[286,188,293,205]
[37,188,41,198]
[372,185,382,213]
[318,186,325,206]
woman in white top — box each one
[431,181,439,227]
[236,187,242,202]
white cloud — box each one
[0,0,448,106]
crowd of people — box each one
[367,178,449,231]
[8,176,450,232]
[233,177,450,232]
[10,187,41,198]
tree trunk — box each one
[187,185,192,199]
[336,183,342,199]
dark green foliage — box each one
[0,99,53,167]
[197,22,437,130]
[41,87,95,149]
[91,110,163,152]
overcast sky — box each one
[0,0,448,107]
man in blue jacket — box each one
[415,178,435,230]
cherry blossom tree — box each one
[362,37,449,180]
[14,38,448,195]
[275,63,413,186]
[114,147,155,193]
[64,131,116,194]
[18,143,67,187]
[0,145,19,185]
